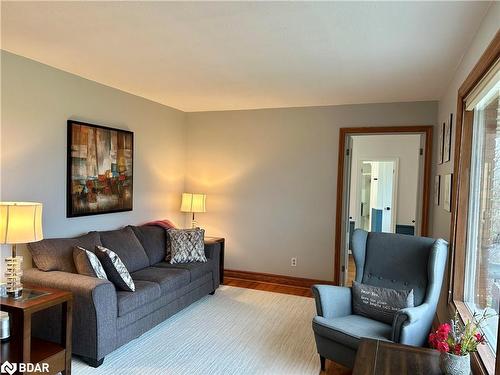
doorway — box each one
[356,159,398,233]
[335,126,433,286]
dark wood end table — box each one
[1,285,72,375]
[353,339,441,375]
[205,236,225,284]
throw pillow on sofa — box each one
[95,245,135,292]
[73,246,108,280]
[167,228,207,264]
[352,281,414,324]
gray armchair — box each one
[312,229,448,369]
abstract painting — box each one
[67,120,133,217]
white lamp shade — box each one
[180,193,206,213]
[0,202,44,244]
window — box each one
[451,34,500,374]
[464,75,500,352]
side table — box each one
[205,237,225,284]
[1,285,72,375]
[353,338,441,375]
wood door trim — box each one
[334,125,433,285]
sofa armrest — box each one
[311,285,352,319]
[23,268,117,361]
[204,242,221,290]
[204,242,220,260]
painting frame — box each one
[437,121,444,164]
[67,120,134,218]
[443,173,452,212]
[434,175,440,205]
[443,113,453,163]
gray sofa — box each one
[23,225,221,367]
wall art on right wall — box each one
[443,173,453,212]
[434,175,440,205]
[443,113,453,163]
[437,121,444,165]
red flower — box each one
[428,333,437,346]
[435,324,451,341]
[454,344,462,355]
[438,323,451,334]
[475,333,485,343]
[437,341,450,353]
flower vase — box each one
[439,352,471,375]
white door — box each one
[357,159,398,233]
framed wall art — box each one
[434,175,441,205]
[67,120,134,217]
[437,121,444,164]
[443,113,453,163]
[443,173,452,212]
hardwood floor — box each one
[223,277,352,375]
[346,254,356,287]
[322,361,352,375]
[224,277,313,297]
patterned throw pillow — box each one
[167,228,207,264]
[95,245,135,292]
[352,281,414,324]
[73,246,108,280]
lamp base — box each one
[6,289,22,299]
[5,252,23,300]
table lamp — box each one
[180,193,206,228]
[0,202,43,298]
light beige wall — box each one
[431,3,499,241]
[431,3,499,321]
[0,51,187,268]
[186,102,437,280]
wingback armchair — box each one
[312,229,448,369]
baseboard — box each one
[224,269,336,289]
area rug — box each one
[72,285,319,375]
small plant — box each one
[429,310,493,356]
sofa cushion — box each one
[116,280,161,317]
[131,267,190,295]
[153,259,214,282]
[98,227,150,273]
[73,246,108,280]
[129,225,166,265]
[96,246,136,292]
[312,315,392,350]
[28,232,102,272]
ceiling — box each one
[1,1,492,112]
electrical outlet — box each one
[291,257,297,267]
